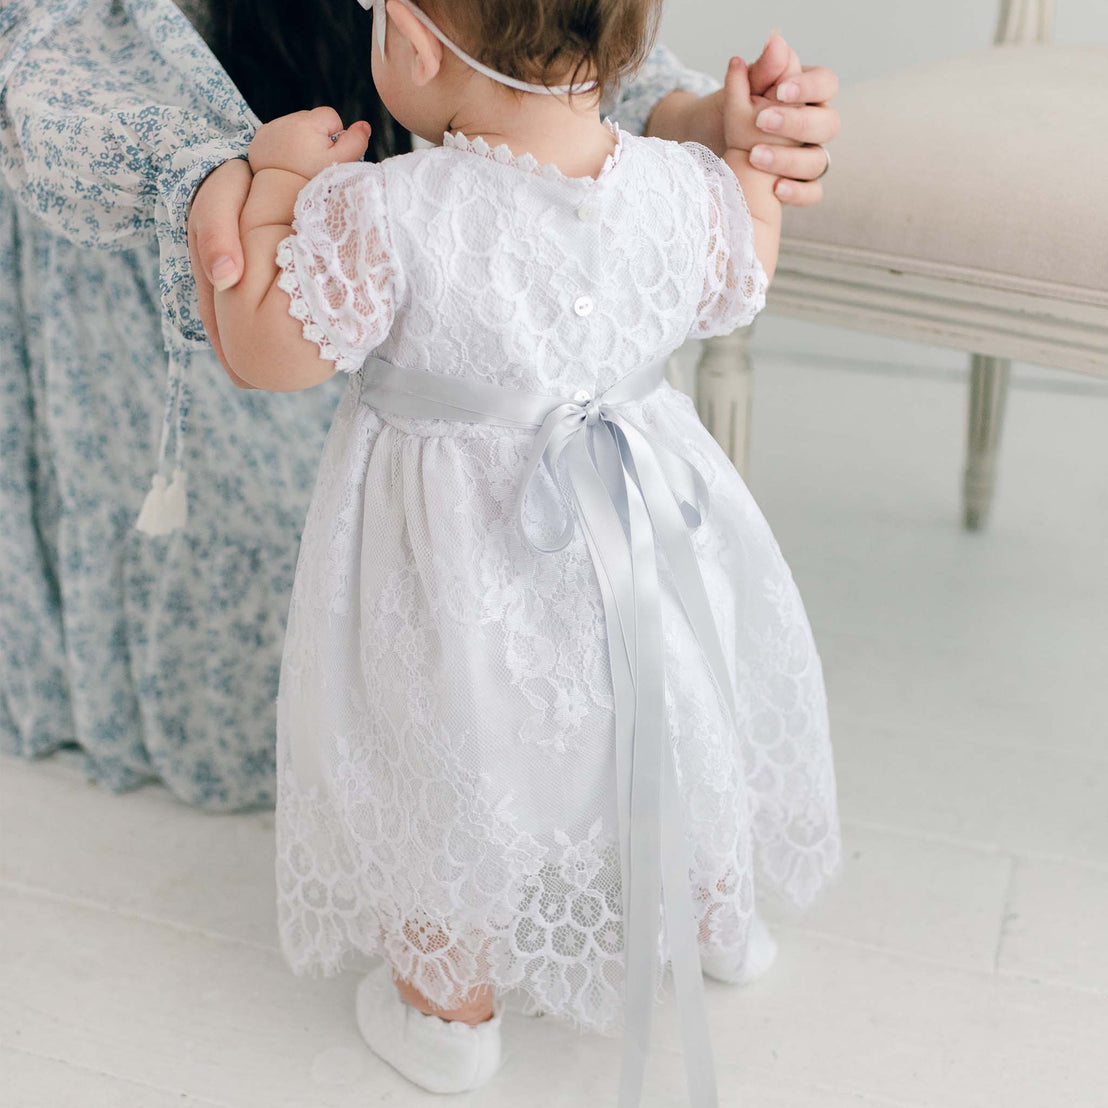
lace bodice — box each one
[275,123,766,398]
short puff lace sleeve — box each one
[683,143,768,338]
[276,161,399,374]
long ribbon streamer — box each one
[360,355,732,1108]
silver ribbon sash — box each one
[361,355,742,1108]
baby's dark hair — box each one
[423,0,664,99]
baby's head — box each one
[366,0,662,140]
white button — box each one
[573,389,592,403]
[577,201,598,222]
[574,295,594,317]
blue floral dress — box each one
[0,0,719,809]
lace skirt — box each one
[274,375,840,1031]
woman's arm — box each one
[0,0,256,344]
[604,44,721,139]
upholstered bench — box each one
[694,0,1108,528]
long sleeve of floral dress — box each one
[0,0,256,344]
[0,0,722,810]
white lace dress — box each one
[273,122,840,1031]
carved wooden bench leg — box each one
[963,353,1011,531]
[695,328,755,478]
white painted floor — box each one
[3,325,1108,1107]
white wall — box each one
[659,1,1108,91]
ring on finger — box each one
[812,144,831,180]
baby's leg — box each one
[356,963,502,1093]
[393,975,496,1025]
[698,870,779,985]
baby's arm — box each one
[216,168,331,392]
[214,109,372,392]
[720,59,782,281]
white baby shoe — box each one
[355,962,503,1094]
[700,914,779,985]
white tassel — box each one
[135,468,189,536]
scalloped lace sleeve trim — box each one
[274,234,365,375]
[273,162,398,375]
[682,142,768,337]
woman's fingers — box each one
[755,102,840,146]
[775,65,840,106]
[749,142,830,182]
[774,178,824,207]
[754,61,840,208]
[745,99,805,149]
[186,158,253,372]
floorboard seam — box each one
[993,854,1020,975]
[743,1069,926,1108]
[1,1042,234,1107]
[839,817,1108,871]
[831,724,1108,770]
[0,877,280,958]
[771,922,1108,998]
[840,817,1008,856]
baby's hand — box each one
[248,107,372,179]
[721,54,783,279]
[721,58,764,163]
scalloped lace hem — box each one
[276,786,841,1033]
[278,896,746,1035]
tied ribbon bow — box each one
[361,356,741,1108]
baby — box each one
[215,1,838,1104]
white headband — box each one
[356,0,598,96]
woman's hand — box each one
[188,157,255,386]
[646,33,839,207]
[747,33,839,206]
[249,107,371,179]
